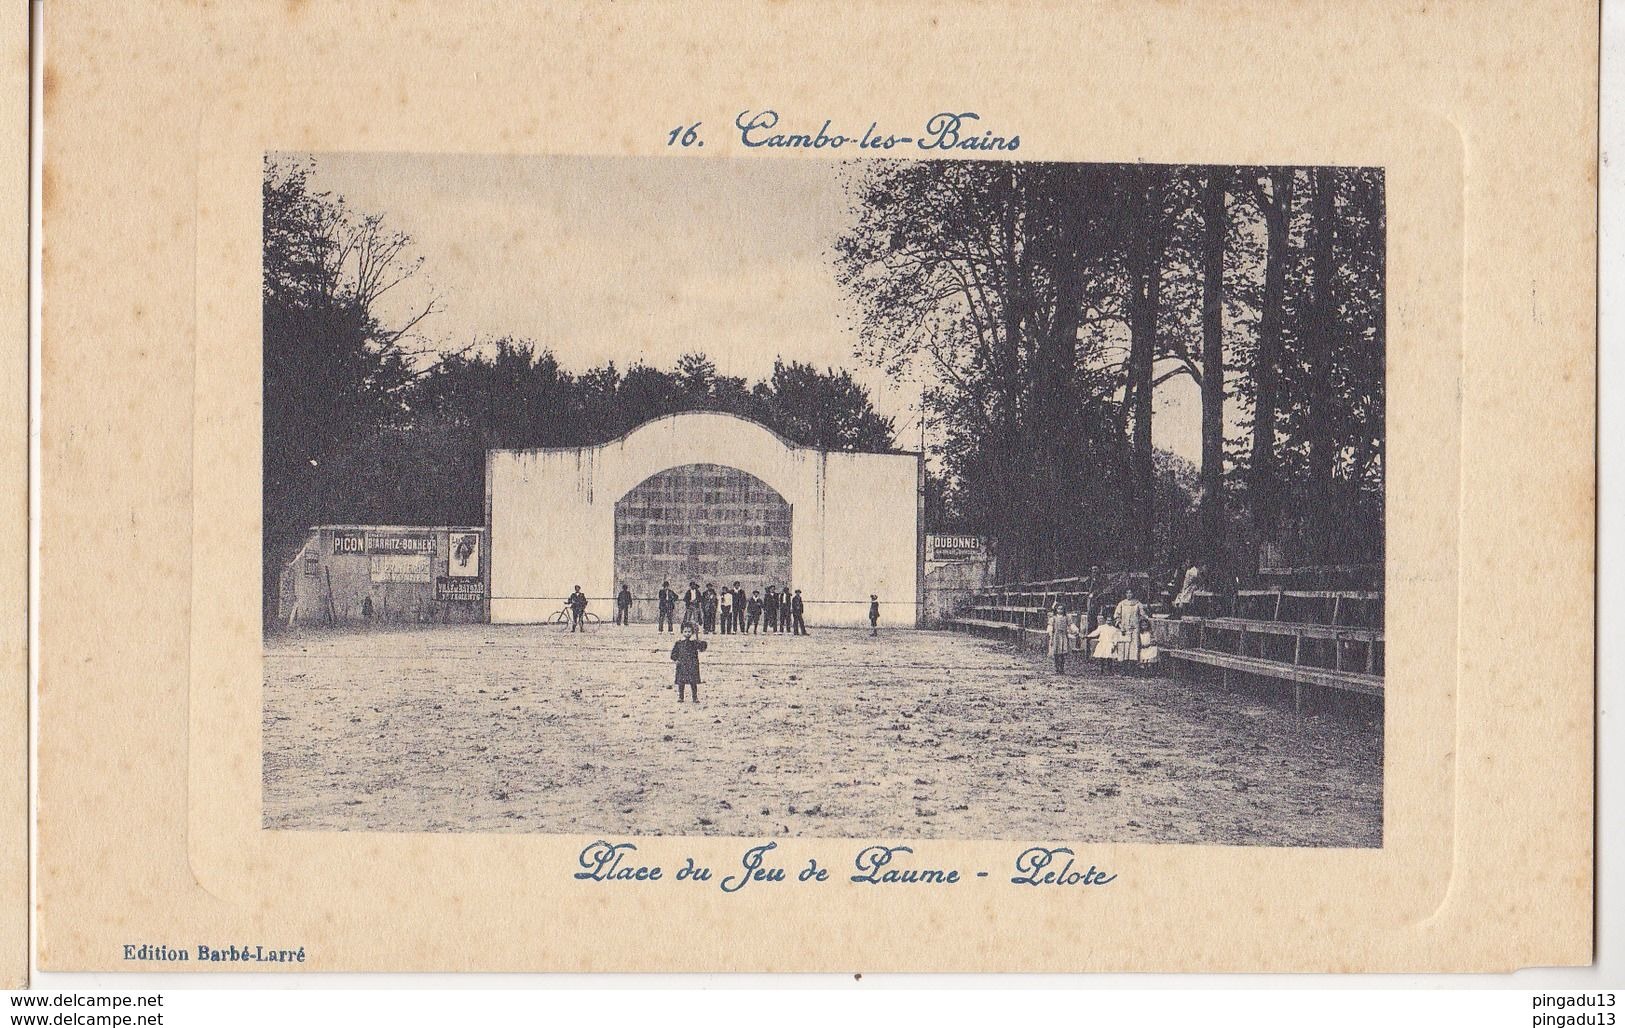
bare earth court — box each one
[263,623,1382,847]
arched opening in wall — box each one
[613,463,792,622]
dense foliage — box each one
[833,160,1384,580]
[263,158,896,603]
[263,154,1385,607]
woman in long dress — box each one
[1113,589,1149,665]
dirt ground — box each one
[263,622,1383,847]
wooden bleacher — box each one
[947,572,1144,642]
[950,568,1383,707]
[1155,584,1383,702]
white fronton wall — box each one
[487,412,922,626]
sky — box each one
[295,152,1201,462]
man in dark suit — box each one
[682,580,701,629]
[657,581,677,632]
[763,586,779,633]
[790,588,807,635]
[730,581,746,632]
[701,583,718,634]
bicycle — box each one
[548,607,602,627]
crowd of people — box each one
[563,580,862,637]
[562,581,885,706]
[646,580,811,635]
[572,567,1199,694]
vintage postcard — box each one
[37,1,1595,973]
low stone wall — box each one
[922,558,997,626]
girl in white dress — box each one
[1089,610,1122,662]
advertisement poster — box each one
[448,531,481,578]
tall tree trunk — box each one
[1198,171,1228,570]
[1249,169,1294,564]
[1046,254,1081,575]
[995,167,1028,580]
[1304,168,1339,561]
[1040,166,1089,576]
[1125,168,1163,565]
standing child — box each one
[746,590,763,633]
[615,583,633,626]
[1047,602,1069,674]
[868,594,880,636]
[670,624,708,704]
[1088,605,1121,671]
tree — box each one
[1332,168,1387,561]
[1301,167,1340,559]
[1121,166,1172,562]
[834,160,1136,580]
[1271,166,1386,565]
[1197,170,1230,565]
[1241,168,1296,552]
[262,157,437,588]
[835,157,1383,580]
[752,360,895,451]
[332,342,900,535]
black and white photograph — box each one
[262,152,1386,847]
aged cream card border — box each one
[38,1,1594,973]
[3,0,30,992]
